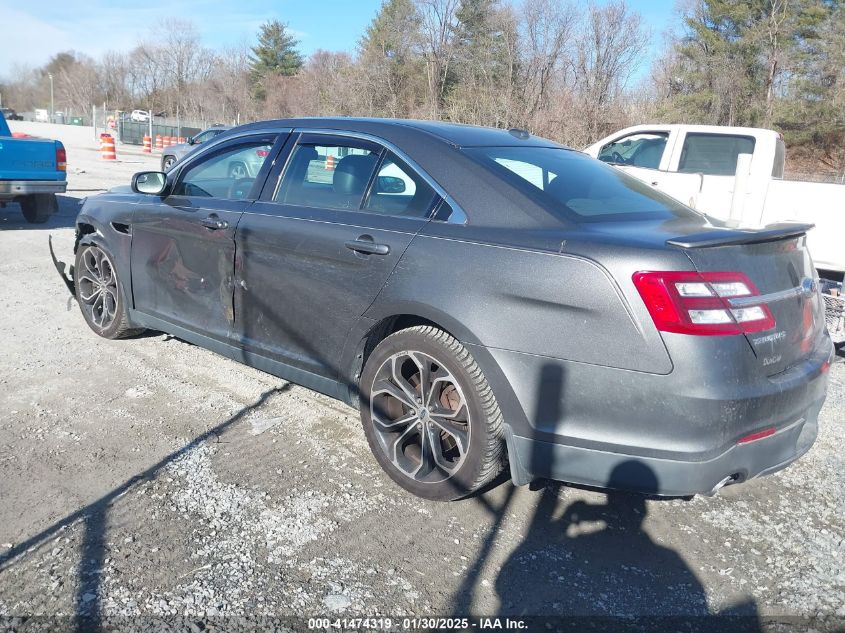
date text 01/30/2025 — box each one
[307,617,528,630]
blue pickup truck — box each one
[0,112,67,223]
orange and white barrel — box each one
[325,155,336,171]
[100,134,116,160]
[178,136,186,143]
[155,135,163,151]
[142,135,152,153]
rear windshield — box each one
[466,146,701,223]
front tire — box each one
[360,326,505,501]
[162,155,176,171]
[74,243,144,339]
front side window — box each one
[678,133,755,176]
[276,141,380,210]
[598,132,668,169]
[173,140,273,199]
[467,146,701,223]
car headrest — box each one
[291,146,319,176]
[334,154,378,196]
[546,172,592,203]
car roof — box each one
[236,117,565,149]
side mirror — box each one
[377,175,406,194]
[187,136,195,145]
[132,171,168,195]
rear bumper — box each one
[506,402,821,496]
[472,334,833,496]
[0,180,67,198]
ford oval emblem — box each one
[801,277,817,295]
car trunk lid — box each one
[670,223,823,376]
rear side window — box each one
[365,152,437,218]
[598,132,668,169]
[678,133,755,176]
[276,142,379,210]
[466,146,700,223]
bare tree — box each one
[417,0,460,117]
[573,0,649,142]
[516,0,577,130]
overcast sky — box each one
[0,0,676,79]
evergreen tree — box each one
[453,0,508,79]
[777,2,844,160]
[250,20,303,99]
[660,0,833,129]
[447,0,516,125]
[358,0,426,116]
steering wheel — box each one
[611,151,627,164]
[228,177,255,200]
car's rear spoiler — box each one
[666,223,814,249]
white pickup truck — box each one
[583,124,844,275]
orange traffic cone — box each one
[142,135,152,153]
[155,135,163,151]
[325,155,336,171]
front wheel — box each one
[74,243,144,339]
[162,156,176,171]
[360,326,505,501]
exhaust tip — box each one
[706,473,742,496]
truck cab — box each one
[584,124,843,276]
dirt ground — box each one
[1,121,844,632]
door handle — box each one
[199,215,228,230]
[345,239,390,256]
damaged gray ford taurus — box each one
[53,118,834,501]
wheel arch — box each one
[343,307,528,484]
[73,212,136,316]
[346,304,483,402]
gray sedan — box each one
[58,117,833,501]
[161,125,231,171]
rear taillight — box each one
[56,145,67,172]
[632,271,775,336]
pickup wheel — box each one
[20,194,56,224]
[360,326,506,501]
[74,243,144,339]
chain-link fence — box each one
[117,119,202,145]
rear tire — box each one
[74,242,144,339]
[359,326,505,501]
[20,194,56,224]
[162,155,176,171]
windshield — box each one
[466,146,703,223]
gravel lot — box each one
[1,121,844,632]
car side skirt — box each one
[129,310,351,404]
